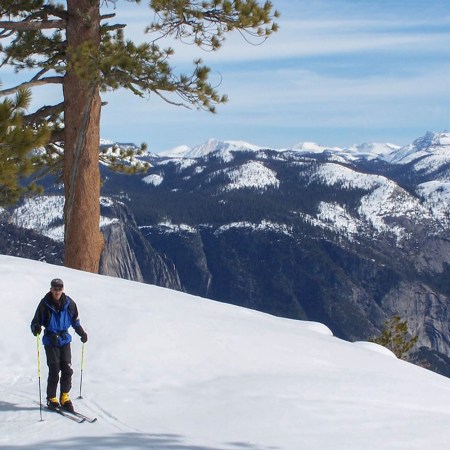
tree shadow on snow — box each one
[0,432,280,450]
[0,400,36,412]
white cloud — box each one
[111,2,450,65]
[2,0,450,151]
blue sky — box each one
[3,0,450,152]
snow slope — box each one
[1,255,450,449]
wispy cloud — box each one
[2,0,450,151]
[96,0,450,149]
[119,16,450,67]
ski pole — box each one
[77,342,85,399]
[36,333,43,421]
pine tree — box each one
[371,315,419,360]
[0,1,279,272]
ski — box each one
[69,410,97,423]
[46,406,85,423]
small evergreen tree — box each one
[0,87,49,207]
[371,315,419,360]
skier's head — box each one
[51,278,64,289]
[50,278,64,301]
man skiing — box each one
[30,278,88,412]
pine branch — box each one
[0,76,63,97]
[23,102,64,125]
[101,13,117,21]
[0,19,66,31]
[31,68,50,81]
[153,90,189,108]
[102,23,127,32]
[0,28,14,38]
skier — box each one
[30,278,88,412]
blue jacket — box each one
[31,292,82,347]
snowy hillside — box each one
[137,131,449,240]
[10,196,119,242]
[1,255,450,449]
[212,161,280,192]
[309,162,436,238]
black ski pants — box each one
[44,344,73,399]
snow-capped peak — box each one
[409,131,450,151]
[155,132,450,167]
[346,142,401,157]
[159,139,263,159]
[158,144,192,158]
[292,142,326,153]
[289,141,402,162]
[381,131,450,164]
[291,142,343,154]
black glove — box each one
[75,326,88,343]
[31,323,42,336]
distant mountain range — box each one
[158,137,402,160]
[2,131,450,376]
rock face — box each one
[382,281,450,354]
[100,221,144,282]
[3,131,450,376]
[99,202,182,290]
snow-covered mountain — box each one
[158,132,449,166]
[291,141,336,153]
[149,131,450,237]
[344,142,402,160]
[382,131,450,165]
[3,131,450,378]
[2,255,450,450]
[159,138,263,161]
[7,129,450,273]
[159,137,403,161]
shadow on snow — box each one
[0,400,37,413]
[0,433,280,449]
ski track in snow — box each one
[80,397,140,433]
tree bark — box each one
[63,0,103,273]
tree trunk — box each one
[63,0,103,272]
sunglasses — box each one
[52,287,63,292]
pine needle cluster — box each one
[0,87,49,206]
